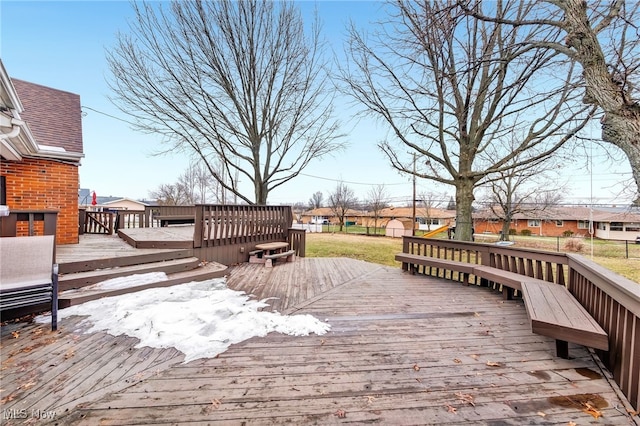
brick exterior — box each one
[474,218,589,237]
[1,157,79,244]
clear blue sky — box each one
[0,1,634,206]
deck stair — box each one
[57,249,228,308]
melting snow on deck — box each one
[39,276,330,362]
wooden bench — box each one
[395,253,474,285]
[156,215,195,227]
[520,280,608,358]
[248,249,264,264]
[396,252,609,359]
[473,265,527,299]
[0,235,58,330]
[264,249,296,268]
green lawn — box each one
[305,232,640,283]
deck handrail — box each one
[400,235,640,412]
[0,209,58,238]
[194,204,294,248]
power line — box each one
[298,172,409,187]
[81,105,137,126]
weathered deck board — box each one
[1,258,636,425]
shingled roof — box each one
[11,79,83,155]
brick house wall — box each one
[1,157,79,244]
[474,218,588,237]
[1,77,83,244]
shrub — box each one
[564,238,584,252]
[508,228,517,235]
[562,230,574,237]
[520,229,532,236]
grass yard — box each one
[305,232,640,283]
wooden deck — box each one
[55,233,188,265]
[1,258,637,425]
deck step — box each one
[58,261,228,308]
[58,249,194,274]
[59,257,202,292]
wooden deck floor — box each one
[1,258,636,425]
[55,234,184,264]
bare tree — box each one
[366,184,389,234]
[107,0,344,205]
[327,181,358,232]
[309,191,324,209]
[480,154,565,241]
[341,0,592,241]
[418,191,445,232]
[463,0,640,198]
[150,183,188,206]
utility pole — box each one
[412,153,416,236]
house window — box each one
[528,219,541,227]
[577,220,589,229]
[624,223,640,232]
[555,220,563,227]
[598,222,606,230]
[610,222,623,231]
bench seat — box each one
[520,280,609,358]
[264,250,296,267]
[396,253,609,359]
[395,253,474,284]
[473,265,525,292]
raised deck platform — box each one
[117,225,195,249]
[1,258,636,424]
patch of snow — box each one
[39,278,330,362]
[79,272,168,291]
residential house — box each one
[300,207,362,225]
[372,206,455,231]
[473,206,640,241]
[299,205,456,230]
[0,61,84,244]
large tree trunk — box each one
[501,218,512,241]
[455,178,476,241]
[564,0,640,195]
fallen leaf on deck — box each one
[582,402,602,419]
[64,349,75,359]
[486,361,501,367]
[445,404,457,413]
[11,331,19,338]
[455,392,475,406]
[413,364,420,371]
[537,411,546,417]
[364,395,376,404]
[469,354,479,360]
[335,409,346,418]
[474,312,480,317]
[203,398,222,414]
[20,381,36,390]
[453,358,462,364]
[568,422,577,426]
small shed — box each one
[385,218,414,238]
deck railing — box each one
[1,210,58,238]
[115,210,151,230]
[288,228,306,257]
[83,211,115,235]
[400,235,640,412]
[194,204,293,248]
